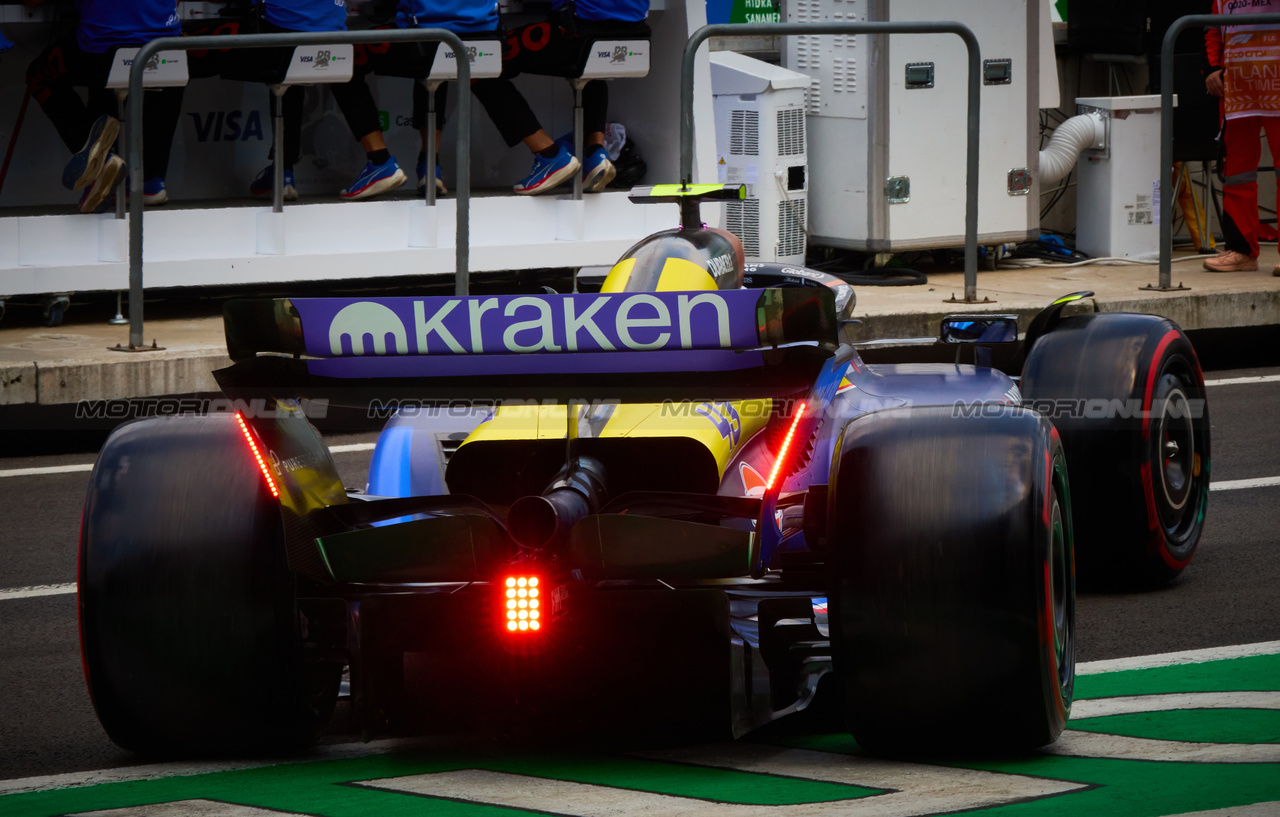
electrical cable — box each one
[998,255,1210,269]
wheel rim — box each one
[1048,455,1075,709]
[1150,362,1206,547]
[1155,378,1194,514]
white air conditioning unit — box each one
[711,52,811,265]
[784,0,1048,252]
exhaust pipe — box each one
[507,456,607,550]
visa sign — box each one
[291,293,762,357]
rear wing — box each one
[216,289,839,405]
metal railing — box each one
[1156,13,1280,291]
[122,28,473,350]
[680,22,983,302]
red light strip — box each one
[235,413,279,498]
[766,402,807,491]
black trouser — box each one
[26,37,185,180]
[488,15,651,145]
[353,36,523,148]
[351,40,447,133]
[219,19,383,169]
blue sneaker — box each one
[78,154,125,214]
[582,145,616,193]
[514,145,580,195]
[340,157,407,201]
[415,156,446,195]
[250,165,298,201]
[64,115,119,191]
[142,178,168,206]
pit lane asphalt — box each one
[1,368,1278,782]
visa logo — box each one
[187,110,265,142]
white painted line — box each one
[1204,374,1280,387]
[1157,802,1280,817]
[1048,730,1280,764]
[1072,690,1280,720]
[362,754,1087,817]
[70,800,301,817]
[329,443,376,454]
[0,737,435,796]
[0,443,374,480]
[1077,640,1280,675]
[0,583,76,601]
[0,463,92,479]
[1211,476,1280,491]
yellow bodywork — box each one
[462,400,771,479]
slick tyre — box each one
[79,414,326,755]
[1021,314,1209,588]
[828,405,1074,753]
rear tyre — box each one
[1021,313,1210,587]
[828,406,1074,753]
[79,414,329,755]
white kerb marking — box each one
[328,443,376,454]
[362,747,1085,817]
[1211,476,1280,491]
[1048,731,1280,764]
[1071,690,1280,719]
[0,463,93,478]
[1203,374,1280,387]
[0,737,435,796]
[0,443,372,480]
[1076,640,1280,675]
[0,583,76,601]
[71,800,308,817]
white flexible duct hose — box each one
[1038,112,1106,186]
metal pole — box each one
[573,81,584,201]
[272,86,285,214]
[114,91,126,221]
[680,22,983,302]
[124,29,473,349]
[425,81,437,208]
[1154,13,1280,291]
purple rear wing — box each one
[217,289,839,404]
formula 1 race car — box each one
[78,184,1210,757]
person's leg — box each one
[26,38,121,196]
[583,80,607,147]
[412,82,447,193]
[329,75,406,200]
[139,86,185,203]
[470,76,576,194]
[579,79,614,191]
[470,78,551,150]
[26,39,96,152]
[1211,115,1264,269]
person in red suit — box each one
[1204,0,1280,274]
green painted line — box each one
[1076,653,1280,700]
[1068,709,1280,745]
[482,753,878,804]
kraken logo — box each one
[328,302,408,355]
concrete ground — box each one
[1,247,1278,407]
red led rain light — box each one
[235,413,279,498]
[766,402,807,491]
[503,576,542,633]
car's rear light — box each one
[503,576,541,633]
[236,413,279,498]
[766,401,807,491]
